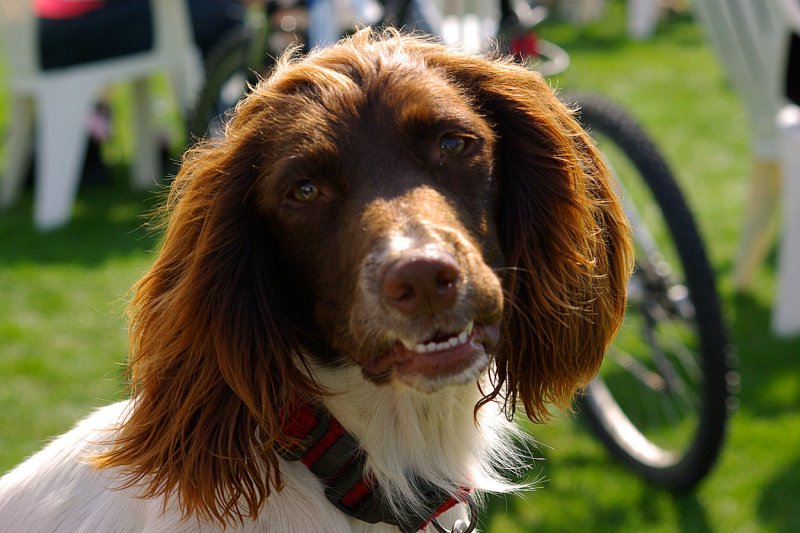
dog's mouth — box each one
[363,320,500,387]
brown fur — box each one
[94,29,632,526]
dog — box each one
[0,29,632,532]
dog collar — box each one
[279,401,475,532]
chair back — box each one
[693,0,800,155]
[0,1,199,98]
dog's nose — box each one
[382,251,461,315]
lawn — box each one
[1,2,799,532]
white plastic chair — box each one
[0,0,202,230]
[693,0,800,335]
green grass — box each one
[0,182,160,465]
[2,2,799,531]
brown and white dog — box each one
[0,29,632,532]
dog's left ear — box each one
[424,50,633,421]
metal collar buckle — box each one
[430,495,478,533]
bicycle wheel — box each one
[564,92,737,491]
[187,14,270,143]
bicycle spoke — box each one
[607,346,667,392]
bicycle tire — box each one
[563,92,736,491]
[186,18,271,144]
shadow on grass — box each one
[0,180,163,267]
[758,456,800,533]
[482,466,714,532]
[673,492,712,533]
[730,292,800,419]
[482,479,713,533]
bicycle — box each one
[187,0,736,493]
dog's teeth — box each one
[410,323,475,354]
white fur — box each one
[0,368,530,532]
[315,365,530,514]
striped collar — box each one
[279,400,474,532]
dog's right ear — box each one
[93,97,318,526]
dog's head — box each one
[255,38,505,394]
[97,29,632,525]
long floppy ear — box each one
[421,47,633,422]
[93,96,318,525]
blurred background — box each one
[1,0,799,531]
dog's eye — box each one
[291,180,320,203]
[440,135,467,157]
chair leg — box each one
[33,90,93,230]
[774,105,800,335]
[1,95,35,208]
[731,156,782,290]
[131,77,161,190]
